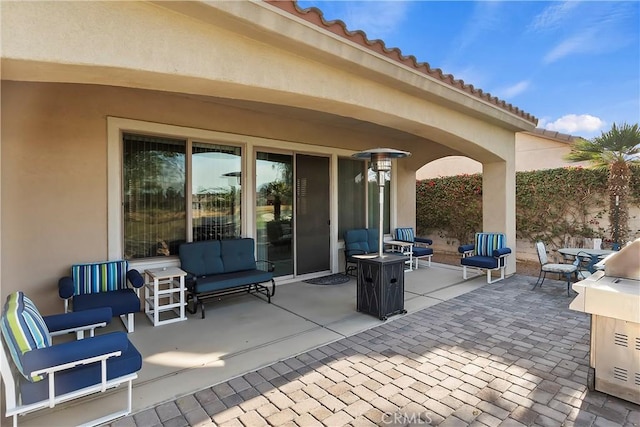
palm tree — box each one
[564,122,640,247]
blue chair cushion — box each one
[72,261,129,295]
[412,246,433,257]
[461,255,499,269]
[195,269,273,294]
[179,240,224,277]
[493,247,512,257]
[475,233,506,257]
[458,244,475,253]
[395,228,415,243]
[221,239,257,272]
[73,289,140,317]
[344,229,370,255]
[0,292,51,382]
[19,332,142,405]
[366,229,379,253]
[44,307,113,333]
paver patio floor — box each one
[110,274,640,427]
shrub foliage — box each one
[417,167,640,248]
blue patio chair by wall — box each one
[343,228,379,276]
[58,260,144,333]
[1,291,142,426]
[532,241,578,296]
[458,232,511,283]
[395,227,434,269]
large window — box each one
[338,158,366,238]
[337,158,390,238]
[367,167,390,234]
[122,133,241,259]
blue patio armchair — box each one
[458,232,511,283]
[395,227,434,269]
[58,260,144,333]
[1,291,142,426]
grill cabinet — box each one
[356,254,407,320]
[570,239,640,404]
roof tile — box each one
[266,0,537,125]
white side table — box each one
[384,240,413,271]
[144,267,187,326]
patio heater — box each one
[352,148,411,257]
[351,148,411,321]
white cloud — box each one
[543,32,594,64]
[540,114,606,135]
[528,1,581,32]
[342,1,410,39]
[498,80,531,99]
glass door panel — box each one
[256,152,293,277]
[296,154,330,275]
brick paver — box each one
[108,275,640,426]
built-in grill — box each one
[570,239,640,404]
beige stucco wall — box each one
[1,1,534,313]
[417,132,590,179]
[1,81,423,314]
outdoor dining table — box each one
[558,247,617,273]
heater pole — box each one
[378,171,385,258]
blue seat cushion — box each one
[73,289,140,317]
[20,332,142,404]
[461,256,499,269]
[412,247,433,257]
[194,269,273,294]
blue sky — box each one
[296,0,639,139]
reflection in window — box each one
[368,167,390,234]
[123,133,186,259]
[256,152,293,277]
[192,143,242,242]
[338,158,366,238]
[122,134,242,260]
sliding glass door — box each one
[296,154,330,275]
[256,152,293,277]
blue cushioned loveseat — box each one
[458,232,511,283]
[179,238,275,319]
[343,228,380,276]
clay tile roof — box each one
[266,0,538,125]
[531,127,575,143]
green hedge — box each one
[417,167,640,248]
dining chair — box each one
[533,241,577,296]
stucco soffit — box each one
[152,0,537,132]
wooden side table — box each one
[144,267,187,326]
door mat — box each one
[303,273,351,285]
